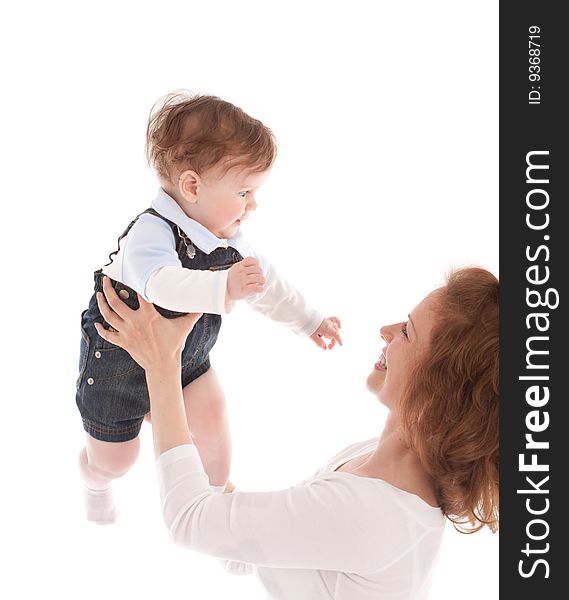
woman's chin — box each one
[366,367,385,394]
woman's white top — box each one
[155,438,446,599]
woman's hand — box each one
[94,276,202,371]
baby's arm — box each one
[149,255,265,313]
[245,261,342,348]
[146,267,231,314]
[115,214,234,315]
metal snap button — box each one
[186,243,196,259]
[87,378,94,385]
[95,351,101,359]
[119,289,130,300]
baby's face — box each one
[190,165,269,239]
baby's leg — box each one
[78,435,140,524]
[182,368,231,489]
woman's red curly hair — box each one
[400,267,499,533]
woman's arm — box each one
[155,445,405,572]
[93,277,402,572]
[94,276,199,457]
[144,366,192,456]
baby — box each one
[75,91,342,523]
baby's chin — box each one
[216,221,241,239]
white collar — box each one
[151,188,250,256]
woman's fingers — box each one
[96,290,123,331]
[94,321,120,345]
[100,277,133,320]
[98,277,201,348]
[133,289,157,314]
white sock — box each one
[210,484,227,493]
[78,450,119,524]
[83,486,119,525]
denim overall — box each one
[75,208,242,442]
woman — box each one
[93,266,499,600]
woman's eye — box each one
[238,191,249,198]
[401,322,409,338]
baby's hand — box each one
[310,317,343,350]
[226,256,266,301]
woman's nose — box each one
[380,323,398,341]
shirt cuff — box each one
[155,443,203,471]
[300,311,324,337]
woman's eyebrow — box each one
[407,314,418,339]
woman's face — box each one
[366,290,440,410]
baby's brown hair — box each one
[145,90,277,182]
[400,267,499,533]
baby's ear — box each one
[178,170,199,202]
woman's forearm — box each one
[145,363,194,458]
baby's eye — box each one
[238,191,250,198]
[401,322,409,338]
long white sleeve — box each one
[246,263,323,336]
[101,207,322,326]
[155,445,445,577]
[145,267,231,314]
[101,214,232,314]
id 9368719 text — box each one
[528,26,541,105]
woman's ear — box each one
[178,170,200,203]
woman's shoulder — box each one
[310,439,444,523]
[307,438,378,480]
[324,437,379,470]
[296,470,445,541]
[315,470,445,528]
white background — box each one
[1,1,498,598]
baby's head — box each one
[146,91,277,238]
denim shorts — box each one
[75,291,221,443]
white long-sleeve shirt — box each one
[156,438,446,600]
[102,188,323,336]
